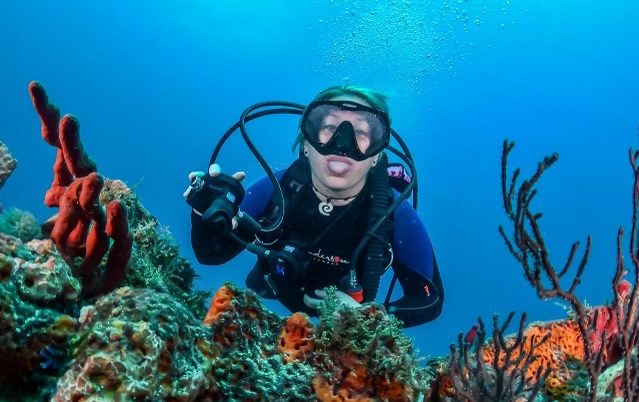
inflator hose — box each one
[360,153,392,302]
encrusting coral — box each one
[312,289,428,401]
[0,207,41,242]
[203,283,317,400]
[0,233,80,398]
[201,283,428,401]
[53,287,215,401]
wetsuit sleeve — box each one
[190,171,282,265]
[384,199,444,327]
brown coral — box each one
[498,140,639,400]
[0,253,13,282]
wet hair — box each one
[293,85,390,153]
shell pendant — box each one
[318,200,333,216]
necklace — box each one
[312,184,360,216]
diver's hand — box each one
[303,288,362,310]
[184,164,247,231]
[183,163,246,201]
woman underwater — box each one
[185,85,443,327]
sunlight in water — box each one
[311,0,513,92]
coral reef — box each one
[4,80,638,401]
[0,82,217,398]
[201,283,428,401]
[423,140,639,402]
[312,289,428,401]
[0,82,427,401]
[53,286,214,401]
[497,140,639,401]
[28,81,206,314]
[204,283,316,400]
[0,233,80,399]
[0,207,41,242]
[122,184,210,318]
[445,313,550,402]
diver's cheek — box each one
[356,137,371,153]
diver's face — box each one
[305,95,379,195]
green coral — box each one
[0,236,78,400]
[546,357,593,402]
[315,287,429,394]
[56,284,316,401]
[56,287,214,401]
[0,207,41,242]
[209,283,316,400]
[213,352,316,400]
[99,179,209,317]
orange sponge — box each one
[313,352,412,402]
[203,285,236,326]
[482,320,584,390]
[278,312,315,363]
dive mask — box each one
[300,100,391,161]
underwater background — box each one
[1,0,638,360]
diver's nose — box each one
[332,121,357,154]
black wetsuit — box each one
[191,163,444,327]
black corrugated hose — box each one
[359,153,392,302]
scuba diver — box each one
[184,85,443,327]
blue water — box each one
[1,0,638,358]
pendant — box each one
[318,200,333,216]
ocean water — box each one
[1,0,638,359]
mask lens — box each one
[305,104,339,144]
[302,102,389,158]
